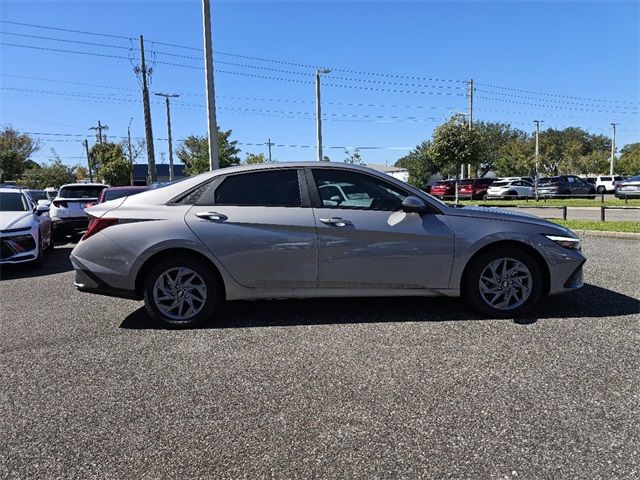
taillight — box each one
[53,200,68,208]
[82,217,118,241]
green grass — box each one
[549,219,640,233]
[454,198,640,208]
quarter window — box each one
[312,169,407,211]
[214,170,301,207]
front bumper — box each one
[0,234,38,264]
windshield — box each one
[0,192,29,211]
[27,190,48,201]
[59,185,106,199]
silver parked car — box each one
[70,163,586,327]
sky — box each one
[1,0,639,169]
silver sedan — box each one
[70,162,586,328]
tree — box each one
[344,148,363,164]
[74,165,90,181]
[244,153,267,164]
[494,137,535,177]
[395,141,440,188]
[177,129,241,175]
[119,137,145,164]
[474,121,529,176]
[0,126,40,182]
[20,158,75,189]
[430,115,483,177]
[89,142,131,186]
[617,143,640,176]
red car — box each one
[457,178,495,200]
[86,186,148,208]
[430,180,457,199]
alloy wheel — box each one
[478,257,533,311]
[152,267,208,320]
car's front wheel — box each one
[463,247,544,318]
[143,256,223,328]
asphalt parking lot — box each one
[1,237,638,479]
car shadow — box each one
[119,283,639,330]
[0,246,75,280]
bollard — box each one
[600,206,605,222]
[601,192,605,203]
[562,206,567,220]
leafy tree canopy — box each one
[20,158,75,189]
[394,141,440,188]
[177,129,240,175]
[89,142,131,186]
[0,126,40,182]
[244,153,268,164]
[617,143,640,176]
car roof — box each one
[59,183,108,188]
[0,187,27,194]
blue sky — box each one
[1,0,639,168]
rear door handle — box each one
[319,217,352,227]
[195,211,228,221]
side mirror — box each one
[35,204,50,214]
[401,196,429,213]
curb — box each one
[574,230,640,239]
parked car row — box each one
[428,175,613,200]
[614,175,640,198]
[1,184,148,268]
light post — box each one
[316,68,332,161]
[155,93,179,181]
[127,117,134,185]
[533,120,543,200]
[202,0,219,170]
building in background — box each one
[364,164,409,183]
[132,164,187,186]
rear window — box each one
[434,181,452,186]
[27,190,48,201]
[458,180,473,185]
[214,170,301,207]
[59,185,106,199]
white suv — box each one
[50,183,107,239]
[595,175,624,194]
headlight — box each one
[545,234,581,250]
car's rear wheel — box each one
[143,256,222,328]
[463,247,544,318]
[596,186,606,194]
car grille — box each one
[0,234,36,259]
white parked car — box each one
[486,179,534,199]
[50,183,108,239]
[594,175,624,194]
[0,187,52,266]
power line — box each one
[0,19,132,40]
[475,94,639,115]
[475,88,639,110]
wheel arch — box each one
[135,247,226,299]
[460,240,550,296]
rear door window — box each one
[213,170,301,207]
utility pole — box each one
[534,120,543,199]
[467,78,474,178]
[138,35,156,183]
[266,138,274,162]
[202,0,219,170]
[610,123,619,176]
[155,93,179,182]
[89,121,108,144]
[127,117,134,186]
[316,68,332,161]
[83,139,93,182]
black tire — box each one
[596,186,606,194]
[32,234,44,267]
[462,246,544,318]
[53,228,65,244]
[143,255,223,328]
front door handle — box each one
[319,217,352,227]
[195,211,228,221]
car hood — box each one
[445,205,573,233]
[0,211,34,231]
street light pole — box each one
[155,93,179,182]
[610,123,619,176]
[127,117,134,186]
[202,0,219,170]
[534,120,543,199]
[316,68,331,161]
